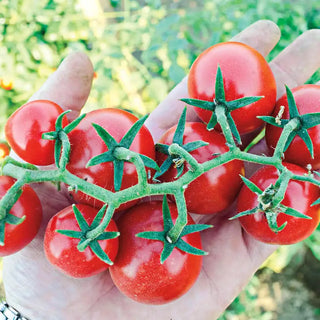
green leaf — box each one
[92,123,117,149]
[120,114,148,148]
[180,98,214,111]
[113,160,124,191]
[173,108,187,145]
[241,176,263,194]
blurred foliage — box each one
[0,0,319,318]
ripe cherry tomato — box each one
[188,42,277,134]
[0,142,10,160]
[44,204,119,278]
[156,122,244,214]
[67,108,155,211]
[0,176,42,256]
[265,85,320,169]
[109,201,203,304]
[5,100,68,166]
[0,79,13,91]
[236,163,320,245]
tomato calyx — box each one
[259,85,320,159]
[56,204,119,265]
[136,196,211,263]
[154,108,208,180]
[86,114,159,191]
[231,174,311,233]
[181,65,263,145]
[42,111,86,169]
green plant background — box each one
[0,0,319,319]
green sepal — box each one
[258,116,285,128]
[175,163,185,179]
[54,139,62,167]
[153,156,173,180]
[64,113,86,134]
[86,151,114,167]
[137,196,209,264]
[56,230,83,238]
[300,113,320,129]
[96,231,120,241]
[226,112,241,144]
[120,114,148,148]
[214,65,226,102]
[5,213,25,225]
[240,175,263,194]
[89,241,114,265]
[173,107,187,145]
[206,112,218,130]
[227,96,263,111]
[229,207,259,220]
[114,160,124,192]
[297,129,314,158]
[285,85,299,118]
[155,143,170,155]
[56,110,71,130]
[183,141,209,152]
[279,205,311,219]
[265,211,287,233]
[91,123,117,149]
[180,98,214,111]
[72,204,89,230]
[139,154,160,172]
[0,221,5,246]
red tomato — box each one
[237,163,320,245]
[44,204,119,278]
[0,142,10,160]
[156,122,244,214]
[188,42,277,134]
[0,176,42,256]
[265,85,320,169]
[109,201,203,304]
[5,100,68,166]
[67,108,155,211]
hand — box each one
[3,20,320,320]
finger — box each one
[270,29,320,97]
[30,52,94,120]
[145,20,281,141]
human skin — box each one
[2,20,320,320]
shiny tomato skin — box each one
[265,85,320,169]
[157,122,244,214]
[44,204,119,278]
[109,201,203,304]
[188,42,277,134]
[237,163,320,245]
[5,100,68,166]
[67,108,155,211]
[0,176,42,256]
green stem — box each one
[215,104,236,149]
[273,118,300,160]
[166,191,188,243]
[272,169,292,207]
[59,131,71,170]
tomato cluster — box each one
[1,41,320,305]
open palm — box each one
[3,20,320,320]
